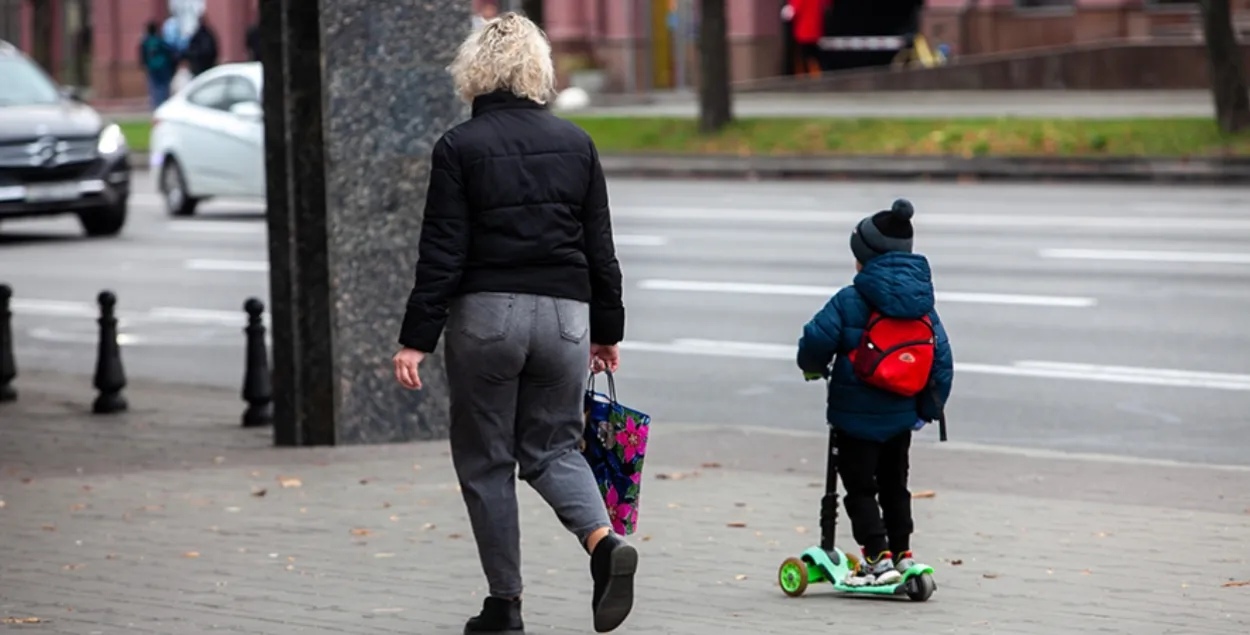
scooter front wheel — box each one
[778,557,810,597]
[906,572,936,602]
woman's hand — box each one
[589,343,620,374]
[393,347,426,390]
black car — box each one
[0,40,131,237]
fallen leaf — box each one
[641,535,652,542]
[1,617,43,624]
[373,553,396,558]
[421,523,436,531]
[105,553,118,560]
[0,500,6,509]
[41,524,56,532]
[360,477,376,485]
[655,473,671,480]
[1094,531,1109,538]
[726,522,747,528]
[382,502,392,508]
[81,485,91,492]
[412,464,422,471]
[350,528,372,536]
[950,559,963,566]
[734,574,747,580]
[448,533,462,539]
[20,477,33,484]
[277,476,302,488]
[701,462,722,469]
[1081,569,1092,575]
[389,515,399,522]
[1222,580,1250,588]
[182,551,200,558]
[251,488,267,497]
[982,573,998,579]
[249,471,262,478]
[61,564,84,570]
[734,502,746,507]
[912,490,936,499]
[795,526,808,534]
[70,503,86,511]
[213,456,226,465]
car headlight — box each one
[97,123,126,155]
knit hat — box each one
[849,198,915,264]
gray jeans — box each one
[445,292,612,598]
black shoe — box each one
[590,533,638,633]
[464,597,525,635]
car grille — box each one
[0,136,98,169]
[0,161,97,184]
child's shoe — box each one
[893,551,918,574]
[850,550,902,586]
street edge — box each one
[127,152,1250,184]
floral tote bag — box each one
[581,371,651,535]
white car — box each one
[150,62,265,216]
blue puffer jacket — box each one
[796,252,954,442]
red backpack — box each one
[848,311,936,397]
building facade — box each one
[3,0,1245,101]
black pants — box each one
[837,430,913,557]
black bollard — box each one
[241,298,273,427]
[0,284,16,403]
[92,291,128,414]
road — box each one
[567,90,1216,118]
[2,177,1249,465]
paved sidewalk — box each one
[2,372,1249,634]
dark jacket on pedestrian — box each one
[399,90,625,353]
[139,33,177,83]
[185,24,219,76]
[796,252,954,442]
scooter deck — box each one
[802,546,934,595]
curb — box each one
[128,152,1250,184]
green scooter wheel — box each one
[778,557,809,597]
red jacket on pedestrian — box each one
[790,0,829,45]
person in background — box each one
[246,21,261,62]
[161,14,186,60]
[782,0,829,77]
[471,2,498,31]
[184,16,219,76]
[139,21,177,110]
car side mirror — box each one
[60,85,85,102]
[229,101,264,121]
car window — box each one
[187,77,231,110]
[224,77,259,106]
[0,55,62,106]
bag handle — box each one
[587,369,618,403]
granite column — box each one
[260,0,469,446]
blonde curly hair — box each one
[449,12,555,105]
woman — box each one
[392,12,636,635]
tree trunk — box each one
[521,0,544,30]
[698,0,733,133]
[1200,0,1250,133]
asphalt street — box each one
[2,177,1249,465]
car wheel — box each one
[78,200,128,237]
[161,157,199,217]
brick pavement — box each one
[2,371,1250,634]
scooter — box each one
[776,415,944,601]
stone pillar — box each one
[260,0,469,446]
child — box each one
[796,198,954,586]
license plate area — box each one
[25,182,81,203]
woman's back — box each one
[437,89,602,303]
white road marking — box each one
[637,279,1097,308]
[614,234,668,246]
[618,338,1250,391]
[662,423,1250,472]
[11,299,267,327]
[1038,248,1250,264]
[613,207,1250,232]
[169,222,263,235]
[185,259,269,272]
